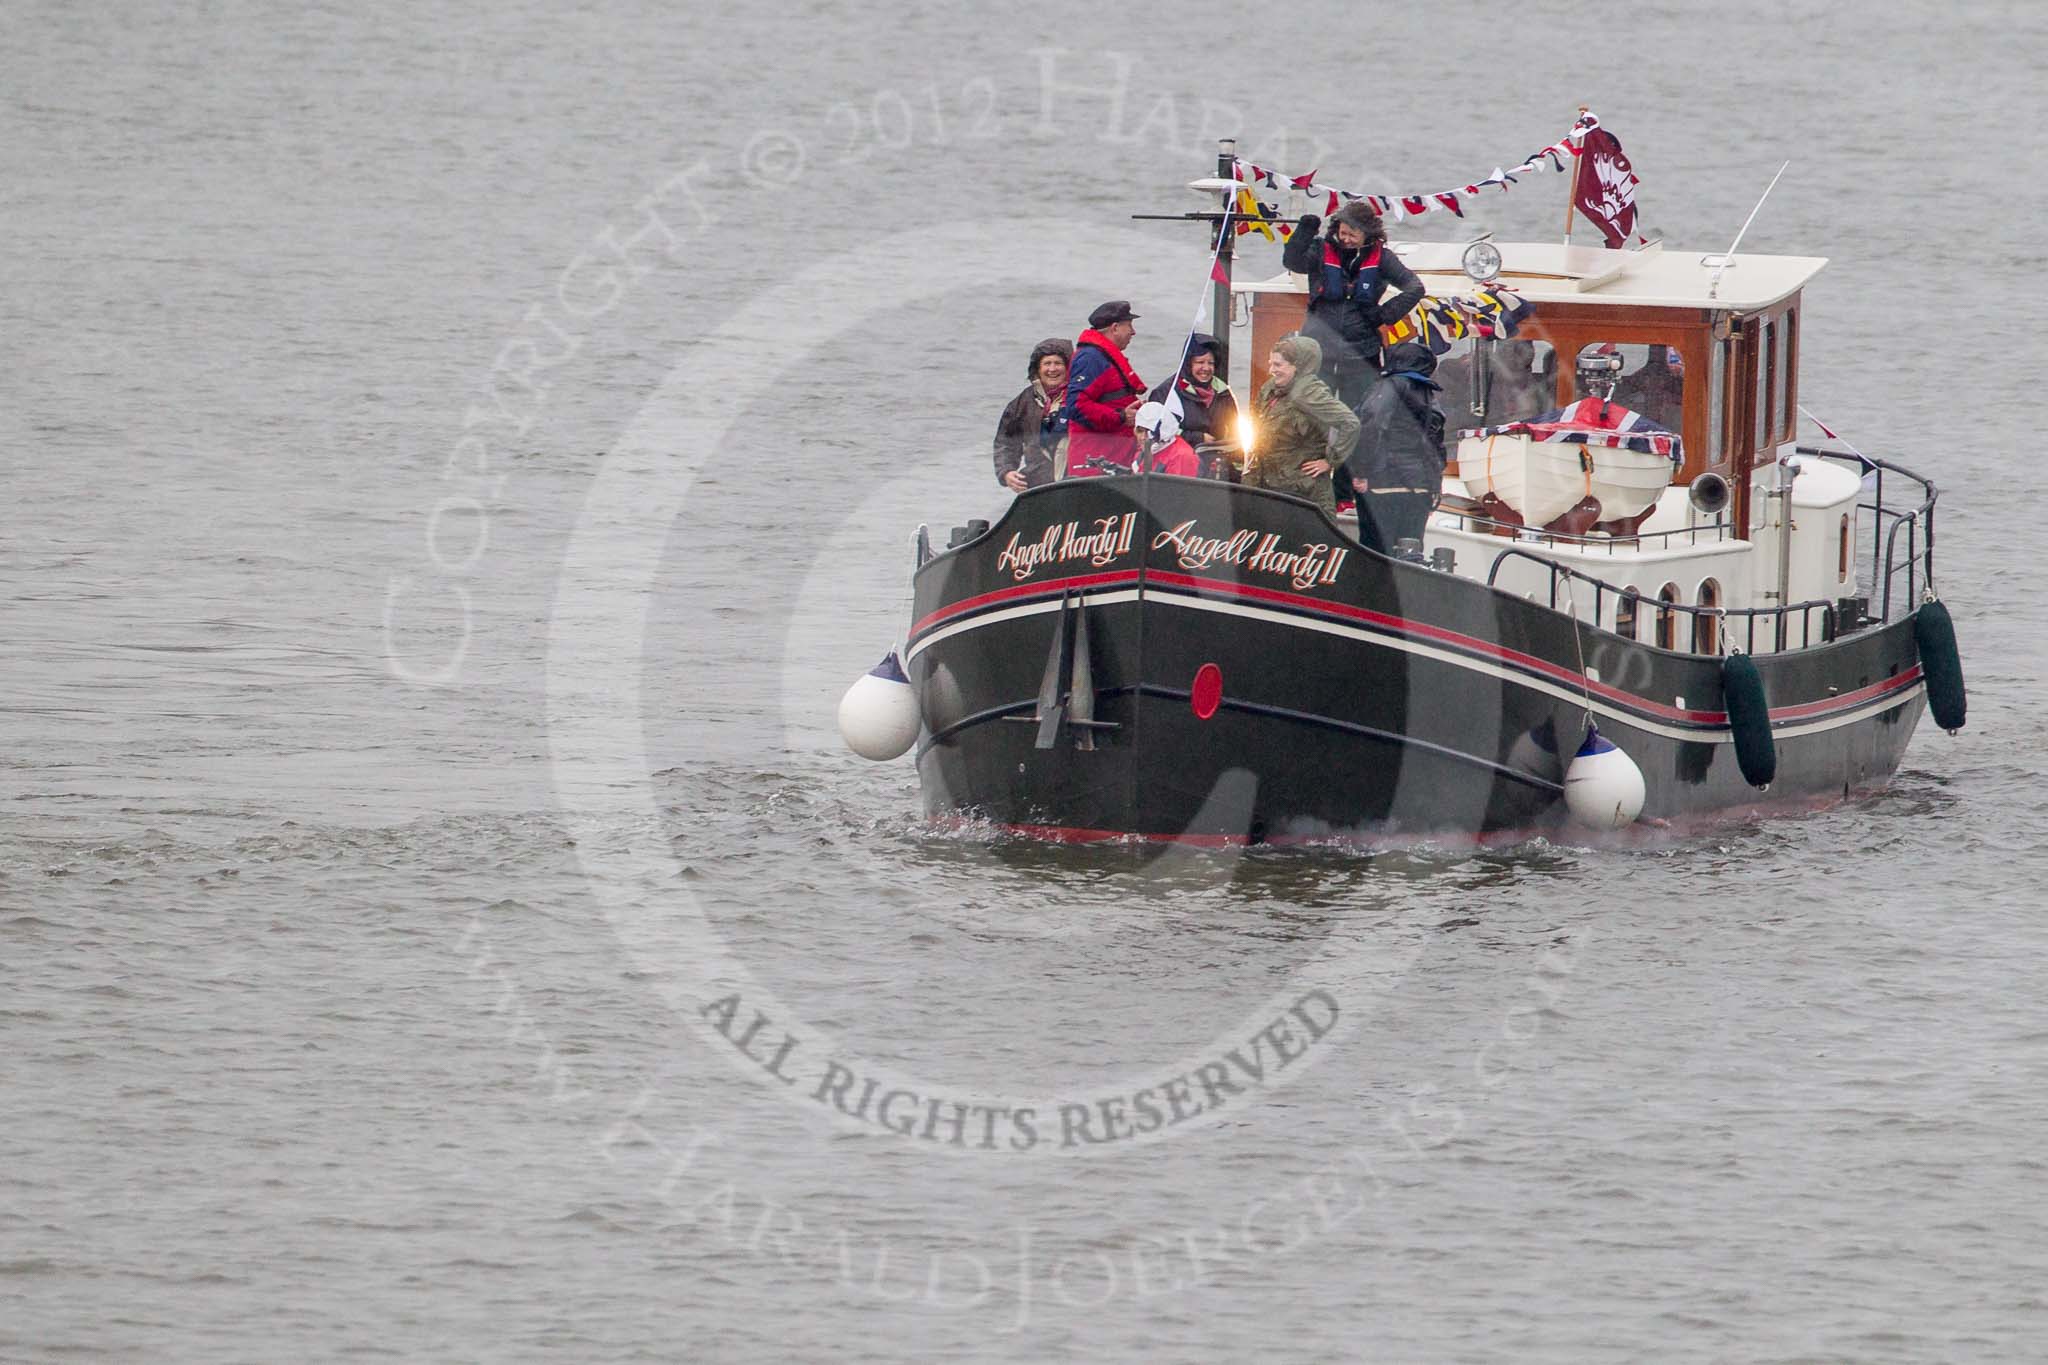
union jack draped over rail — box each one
[1457,396,1683,460]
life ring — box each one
[1722,652,1776,789]
[1914,599,1967,733]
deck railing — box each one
[1481,444,1939,654]
[1436,507,1739,554]
[1793,446,1939,622]
[1483,546,1837,653]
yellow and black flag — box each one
[1232,188,1288,241]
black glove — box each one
[1296,214,1321,237]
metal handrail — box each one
[1475,444,1939,653]
[1484,546,1838,653]
[1438,506,1737,553]
[1793,445,1938,621]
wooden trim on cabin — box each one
[1723,289,1804,536]
[1728,320,1754,535]
[1248,293,1306,397]
[1240,286,1805,548]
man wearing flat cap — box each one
[1061,301,1146,477]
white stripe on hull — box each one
[909,583,1919,746]
[906,589,1143,660]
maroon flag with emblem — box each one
[1574,127,1640,248]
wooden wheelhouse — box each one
[1237,241,1824,539]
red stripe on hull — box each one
[1768,667,1924,720]
[913,568,1923,732]
[1146,570,1725,723]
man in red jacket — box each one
[1061,300,1145,477]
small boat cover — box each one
[1456,397,1680,460]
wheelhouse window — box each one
[1755,319,1776,455]
[1779,309,1798,442]
[1839,513,1851,582]
[1656,583,1681,650]
[1434,337,1557,428]
[1572,342,1686,433]
[1709,339,1727,463]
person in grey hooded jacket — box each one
[1346,340,1448,556]
[1246,333,1359,514]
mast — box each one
[1562,105,1588,245]
[1212,138,1236,379]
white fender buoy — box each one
[1564,722,1646,830]
[838,651,920,760]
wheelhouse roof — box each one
[1236,240,1826,312]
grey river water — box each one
[6,2,2047,1360]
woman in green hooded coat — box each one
[1246,333,1361,514]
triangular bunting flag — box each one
[1224,115,1614,249]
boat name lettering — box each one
[1151,520,1349,590]
[995,513,1137,581]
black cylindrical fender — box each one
[1722,653,1776,789]
[1914,600,1967,734]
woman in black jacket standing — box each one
[1283,201,1425,504]
[1283,200,1426,401]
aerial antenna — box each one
[1707,161,1790,300]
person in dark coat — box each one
[1346,340,1448,557]
[1146,333,1239,479]
[992,338,1071,491]
[1487,338,1555,422]
[1609,343,1686,430]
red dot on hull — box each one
[1190,663,1223,720]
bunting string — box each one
[1233,112,1602,227]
